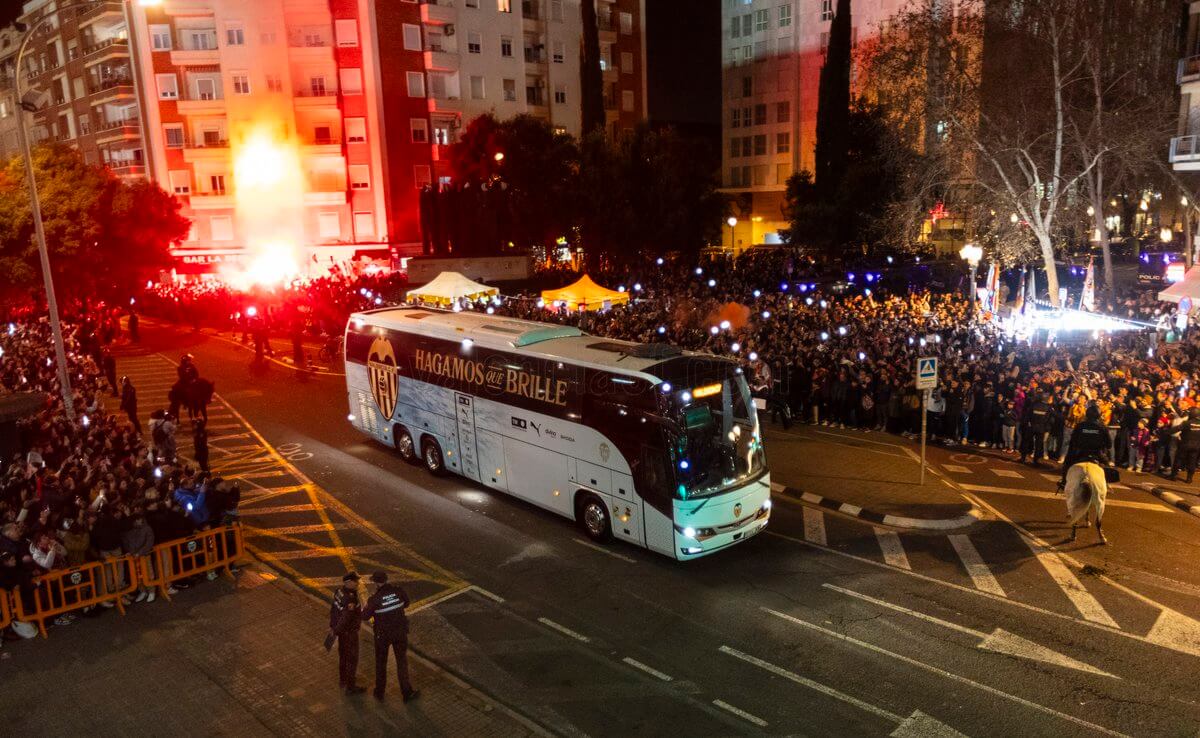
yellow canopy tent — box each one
[406,271,499,306]
[541,274,630,312]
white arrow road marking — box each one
[824,584,1118,679]
[762,606,1131,738]
[891,711,970,738]
[1144,606,1200,658]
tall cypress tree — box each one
[580,0,606,134]
[814,0,852,190]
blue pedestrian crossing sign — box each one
[916,357,938,390]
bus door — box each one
[454,393,481,482]
[610,471,644,546]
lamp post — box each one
[959,242,983,318]
[727,216,738,255]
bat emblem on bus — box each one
[367,337,400,420]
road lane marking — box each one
[957,483,1170,512]
[408,584,473,614]
[874,528,911,570]
[243,503,324,515]
[949,535,1005,597]
[824,584,1118,678]
[711,699,769,728]
[1019,537,1118,627]
[537,617,590,642]
[243,522,355,536]
[992,468,1023,478]
[573,538,637,563]
[761,607,1130,737]
[622,657,673,681]
[468,585,505,603]
[803,507,827,545]
[942,465,971,473]
[267,544,390,561]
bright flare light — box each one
[225,124,306,287]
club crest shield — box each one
[368,337,400,420]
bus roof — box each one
[349,306,716,381]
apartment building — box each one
[720,0,902,249]
[0,26,21,160]
[17,0,150,177]
[128,0,390,275]
[1172,1,1200,172]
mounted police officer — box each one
[1059,404,1111,487]
[1170,407,1200,483]
[362,571,419,703]
[328,571,365,694]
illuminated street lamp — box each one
[726,216,738,253]
[959,242,983,318]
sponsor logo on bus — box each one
[368,337,400,420]
[414,347,570,408]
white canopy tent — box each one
[1158,266,1200,309]
[406,271,499,306]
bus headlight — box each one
[762,499,772,511]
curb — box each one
[1145,484,1200,519]
[770,482,983,531]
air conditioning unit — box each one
[445,24,455,36]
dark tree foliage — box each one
[815,0,852,189]
[580,0,606,135]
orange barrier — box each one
[0,589,11,632]
[14,557,139,638]
[140,524,244,601]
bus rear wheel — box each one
[422,438,446,476]
[395,428,417,464]
[577,495,612,543]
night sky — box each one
[0,3,20,28]
[645,0,721,131]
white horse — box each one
[1064,462,1108,545]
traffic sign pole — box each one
[915,357,938,486]
[920,389,929,485]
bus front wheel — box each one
[422,438,446,476]
[395,428,417,464]
[577,495,612,543]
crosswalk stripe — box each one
[942,464,971,473]
[992,468,1023,478]
[949,535,1005,597]
[802,507,826,545]
[1022,539,1118,627]
[957,483,1170,512]
[873,528,910,570]
[1040,474,1060,483]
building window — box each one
[620,51,633,73]
[776,132,790,153]
[550,0,563,21]
[196,78,217,100]
[498,0,512,12]
[779,4,792,27]
[310,76,328,96]
[776,100,790,123]
[209,174,227,195]
[339,68,363,95]
[730,108,740,129]
[501,36,513,58]
[211,216,234,241]
[353,212,375,241]
[403,24,422,51]
[164,124,185,148]
[821,0,833,21]
[552,41,564,63]
[150,25,171,50]
[777,162,792,183]
[502,78,516,101]
[232,74,250,95]
[406,72,426,97]
[168,170,190,194]
[731,15,741,38]
[260,30,278,45]
[349,165,371,189]
[410,118,428,143]
[189,31,215,50]
[466,0,478,6]
[741,76,752,97]
[619,12,632,34]
[754,104,767,125]
[414,165,432,188]
[313,125,333,144]
[755,9,769,31]
[318,211,340,239]
[266,74,283,93]
[729,138,739,159]
[468,32,482,54]
[156,74,178,100]
[621,89,634,111]
[335,19,359,47]
[553,84,566,104]
[226,25,245,46]
[470,75,485,99]
[345,117,366,142]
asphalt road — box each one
[127,323,1200,737]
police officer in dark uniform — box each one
[362,571,419,702]
[1170,407,1200,483]
[1020,393,1052,465]
[328,572,365,694]
[1059,404,1111,487]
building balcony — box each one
[294,90,339,109]
[188,192,234,209]
[1180,55,1200,85]
[420,0,457,25]
[109,163,146,177]
[177,96,226,115]
[95,119,140,143]
[1171,135,1200,168]
[82,37,129,64]
[304,191,347,205]
[183,140,230,162]
[170,48,219,66]
[304,142,343,156]
[424,49,458,71]
[75,3,122,24]
[87,79,135,103]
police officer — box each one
[362,571,419,702]
[1170,407,1200,483]
[328,571,365,694]
[1020,393,1051,465]
[1059,404,1111,486]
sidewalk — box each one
[0,565,544,737]
[763,424,982,531]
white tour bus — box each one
[343,306,770,560]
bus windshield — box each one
[671,372,766,498]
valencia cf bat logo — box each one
[367,337,400,420]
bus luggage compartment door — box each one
[610,471,644,546]
[454,394,481,482]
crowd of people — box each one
[0,312,238,641]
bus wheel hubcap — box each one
[585,504,605,534]
[399,435,412,457]
[426,447,439,468]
